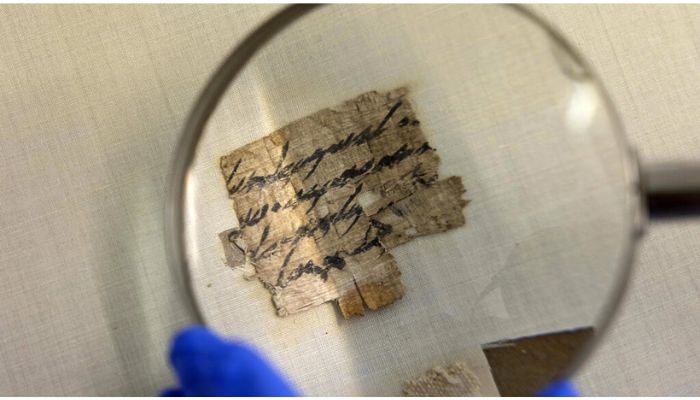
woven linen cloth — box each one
[533,5,700,396]
[0,4,281,395]
[183,5,626,396]
[1,4,699,396]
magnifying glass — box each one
[164,4,700,396]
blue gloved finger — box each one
[160,387,184,396]
[537,379,579,397]
[169,325,298,397]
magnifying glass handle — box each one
[643,161,700,219]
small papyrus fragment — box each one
[402,362,481,397]
[219,88,468,318]
[218,229,245,268]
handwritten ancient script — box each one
[219,88,468,319]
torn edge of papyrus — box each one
[218,87,469,319]
[402,362,481,397]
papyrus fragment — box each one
[402,362,481,396]
[219,88,468,319]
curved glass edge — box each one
[164,4,321,327]
[164,3,645,390]
[509,4,644,382]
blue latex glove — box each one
[162,326,298,396]
[537,379,579,397]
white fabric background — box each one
[185,5,627,396]
[534,5,700,396]
[0,4,699,396]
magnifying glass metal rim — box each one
[164,4,643,389]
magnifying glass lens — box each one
[179,5,633,395]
